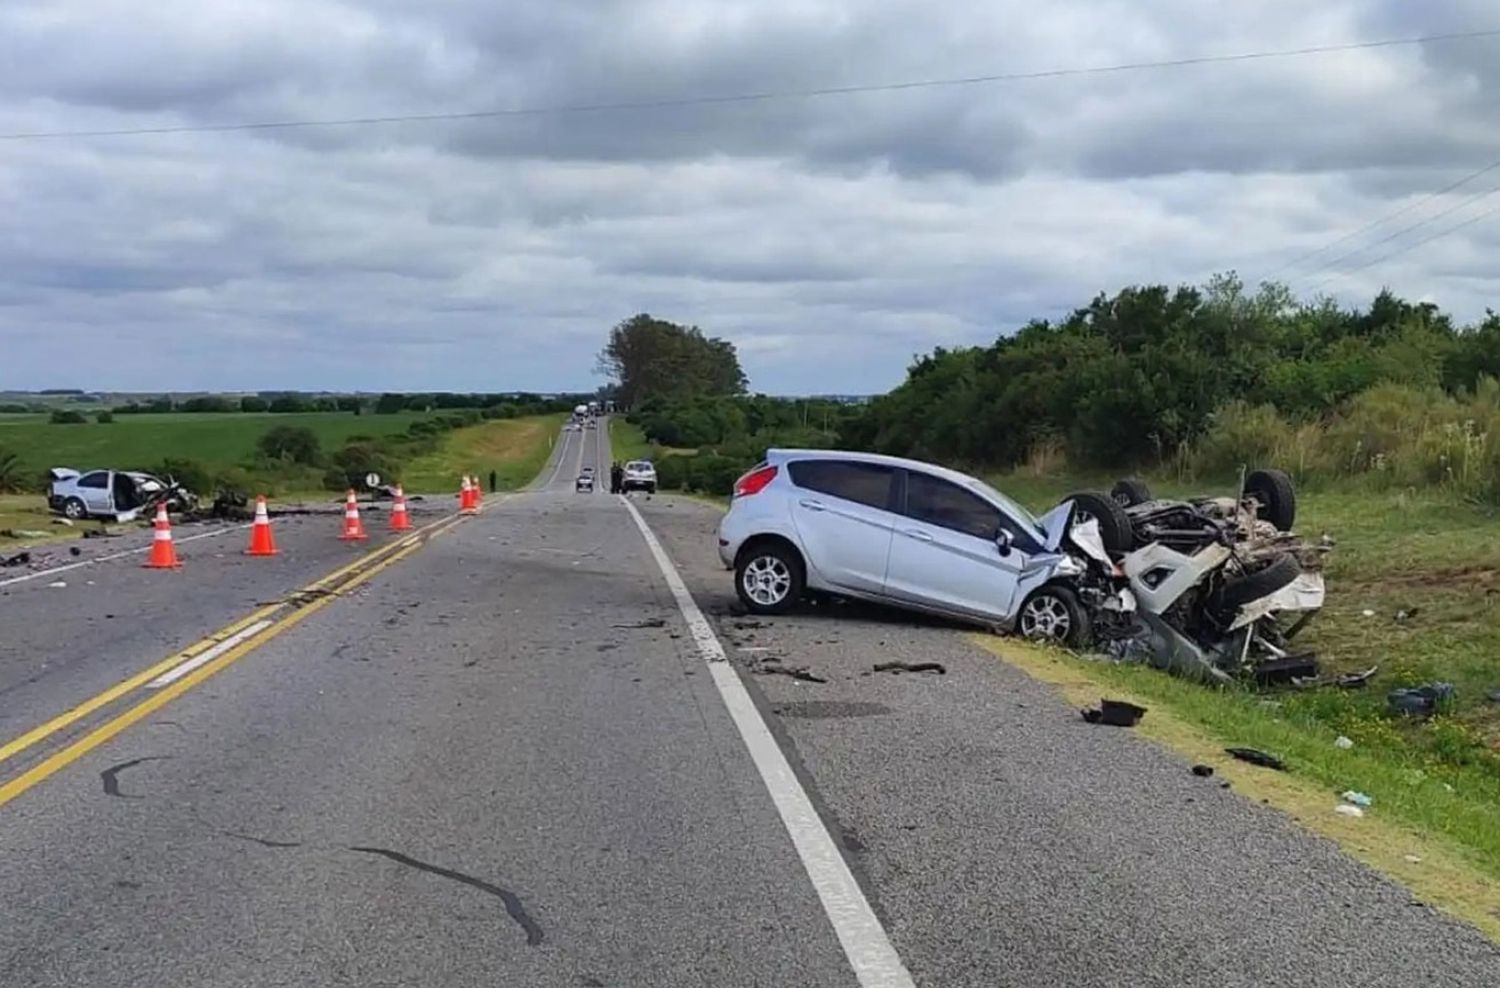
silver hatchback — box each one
[716,449,1111,646]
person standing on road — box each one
[610,461,624,495]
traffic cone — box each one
[143,502,182,569]
[245,495,279,556]
[340,489,368,541]
[459,476,477,514]
[389,485,412,532]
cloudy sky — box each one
[2,1,1499,394]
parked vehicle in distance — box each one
[576,467,595,493]
[715,449,1125,645]
[48,467,198,521]
[621,460,657,493]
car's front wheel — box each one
[1017,585,1091,648]
[735,541,805,615]
[62,497,87,520]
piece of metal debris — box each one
[1225,747,1286,771]
[0,552,31,568]
[613,618,667,629]
[872,661,946,675]
[1191,764,1215,777]
[1336,666,1378,688]
[1082,699,1147,727]
[756,665,827,684]
[47,580,67,589]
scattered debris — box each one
[1394,607,1420,623]
[755,665,827,684]
[1191,764,1215,777]
[1251,653,1319,686]
[2,529,49,539]
[47,580,67,589]
[1341,790,1373,808]
[1361,609,1376,618]
[613,618,667,629]
[1404,854,1423,864]
[1081,699,1147,727]
[1387,682,1455,718]
[82,528,124,539]
[1226,747,1286,771]
[0,552,31,568]
[732,620,766,630]
[872,660,946,675]
[1336,666,1378,688]
[1334,804,1365,818]
[51,517,74,527]
[68,546,82,557]
[1334,735,1355,750]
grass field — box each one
[402,415,566,493]
[993,471,1500,883]
[608,418,653,464]
[0,411,435,477]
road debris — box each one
[1341,790,1373,808]
[872,660,946,675]
[1334,735,1355,749]
[1191,764,1215,777]
[0,552,31,568]
[1394,607,1420,623]
[754,664,827,684]
[51,517,73,527]
[1387,682,1455,718]
[1336,666,1378,688]
[2,529,49,539]
[1226,747,1286,771]
[47,580,67,589]
[614,618,667,629]
[1081,699,1147,727]
[1334,804,1365,818]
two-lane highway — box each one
[2,424,1498,986]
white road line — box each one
[145,619,274,688]
[538,427,573,490]
[0,523,252,589]
[621,497,916,988]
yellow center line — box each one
[0,510,467,770]
[0,539,427,810]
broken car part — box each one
[1225,747,1287,771]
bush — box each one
[268,396,313,413]
[326,442,398,490]
[96,411,114,424]
[180,396,236,413]
[256,425,322,465]
[240,396,269,413]
[0,448,24,493]
[149,457,213,494]
[49,409,87,424]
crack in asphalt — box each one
[99,756,170,799]
[221,831,303,849]
[349,846,544,946]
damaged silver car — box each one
[1058,471,1329,684]
[48,467,199,522]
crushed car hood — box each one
[1036,500,1075,553]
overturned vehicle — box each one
[49,467,199,522]
[1057,469,1328,684]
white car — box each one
[576,467,595,493]
[715,449,1117,645]
[622,460,656,493]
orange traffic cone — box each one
[459,476,477,514]
[245,495,279,556]
[340,489,368,541]
[143,502,183,569]
[389,485,412,532]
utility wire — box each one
[1307,200,1500,295]
[1260,153,1500,280]
[2,27,1498,141]
[1295,177,1500,286]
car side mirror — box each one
[995,530,1013,557]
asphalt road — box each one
[2,420,1497,987]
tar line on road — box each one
[620,495,917,988]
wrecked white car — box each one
[48,468,198,522]
[1060,471,1329,684]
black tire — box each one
[1110,478,1153,507]
[1212,553,1301,617]
[1064,492,1133,554]
[1017,584,1092,649]
[62,497,87,520]
[1245,468,1296,531]
[735,540,805,615]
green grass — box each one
[0,411,435,479]
[402,415,566,493]
[0,494,84,546]
[992,470,1500,880]
[609,418,653,464]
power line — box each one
[1260,153,1500,280]
[1294,176,1500,287]
[1307,200,1500,295]
[3,27,1498,141]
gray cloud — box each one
[3,0,1500,393]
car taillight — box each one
[733,465,778,498]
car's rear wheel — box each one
[1111,478,1153,507]
[1017,585,1091,648]
[62,497,87,520]
[735,541,805,614]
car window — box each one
[787,460,894,510]
[903,471,1004,541]
[76,471,108,489]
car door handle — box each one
[902,528,934,542]
[798,499,826,512]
